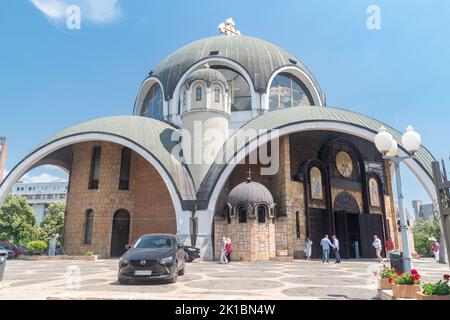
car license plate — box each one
[135,270,152,276]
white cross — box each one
[218,18,241,36]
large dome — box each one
[151,35,322,100]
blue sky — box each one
[1,0,449,214]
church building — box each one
[0,19,435,261]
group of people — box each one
[319,235,341,264]
[219,237,233,264]
[218,234,443,264]
[304,234,396,263]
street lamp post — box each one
[374,126,422,273]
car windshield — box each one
[0,243,13,249]
[134,236,173,249]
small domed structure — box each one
[226,178,275,216]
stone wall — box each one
[64,142,135,257]
[131,155,176,242]
[214,216,276,261]
[64,141,176,258]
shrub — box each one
[422,274,450,296]
[85,250,94,256]
[378,265,396,279]
[27,240,48,254]
[392,269,422,285]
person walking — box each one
[372,235,383,262]
[320,235,333,264]
[385,238,395,262]
[304,237,313,261]
[431,239,440,263]
[332,235,341,263]
[219,237,228,264]
[225,237,232,263]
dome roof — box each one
[227,178,274,208]
[184,68,227,88]
[151,35,322,100]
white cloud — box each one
[22,173,65,183]
[30,0,121,24]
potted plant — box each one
[392,269,422,299]
[416,274,450,300]
[376,266,395,290]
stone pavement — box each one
[0,258,448,300]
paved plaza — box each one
[0,258,448,300]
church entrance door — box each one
[110,209,130,257]
[334,211,361,259]
[359,213,385,258]
[308,208,329,259]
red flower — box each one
[443,274,450,281]
[412,274,421,281]
[411,269,418,275]
[388,277,392,283]
[396,271,401,276]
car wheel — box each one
[178,266,185,276]
[118,278,130,285]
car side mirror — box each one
[125,244,131,250]
[178,244,184,249]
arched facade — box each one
[1,32,437,262]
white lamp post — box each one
[374,126,422,273]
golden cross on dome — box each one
[218,18,241,36]
[246,168,253,180]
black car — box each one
[183,245,200,262]
[118,234,185,284]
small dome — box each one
[184,68,227,88]
[227,178,274,209]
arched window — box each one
[257,205,267,223]
[214,86,221,103]
[119,147,131,190]
[237,205,247,223]
[84,209,94,245]
[88,146,101,189]
[295,211,301,239]
[140,84,163,120]
[195,86,202,101]
[269,72,312,110]
[211,66,251,111]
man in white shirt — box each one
[320,235,333,264]
[372,235,383,262]
[332,235,341,263]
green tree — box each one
[40,202,65,242]
[413,218,441,257]
[0,195,38,244]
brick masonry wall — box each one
[64,142,135,257]
[131,155,176,242]
[64,141,176,257]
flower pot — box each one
[415,292,450,300]
[392,284,421,299]
[377,278,392,290]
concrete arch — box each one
[265,66,325,107]
[206,121,437,223]
[172,57,259,115]
[133,76,168,119]
[0,133,184,232]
